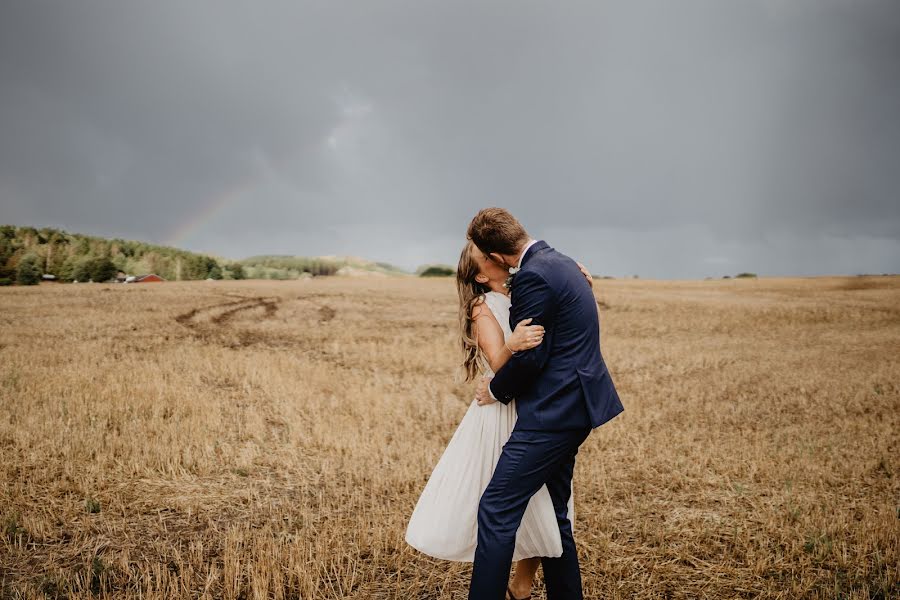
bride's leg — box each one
[509,557,540,599]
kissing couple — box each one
[406,207,624,599]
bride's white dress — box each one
[405,290,574,562]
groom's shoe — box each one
[507,585,531,600]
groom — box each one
[468,208,624,599]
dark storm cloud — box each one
[1,0,898,277]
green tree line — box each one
[240,255,341,278]
[238,255,407,280]
[0,225,246,286]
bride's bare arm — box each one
[471,302,544,374]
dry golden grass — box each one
[1,275,898,599]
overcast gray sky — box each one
[1,1,898,278]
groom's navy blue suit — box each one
[469,240,624,600]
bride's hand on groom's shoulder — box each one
[475,375,496,406]
[577,261,594,287]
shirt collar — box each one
[517,239,539,270]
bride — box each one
[405,241,593,600]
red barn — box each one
[135,274,166,283]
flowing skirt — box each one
[405,398,574,562]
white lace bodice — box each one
[479,290,513,376]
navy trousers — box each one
[468,427,592,600]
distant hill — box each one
[0,224,242,285]
[236,255,409,280]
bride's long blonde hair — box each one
[456,241,489,382]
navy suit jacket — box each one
[489,240,624,431]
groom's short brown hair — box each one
[467,208,529,257]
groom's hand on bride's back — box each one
[475,375,496,405]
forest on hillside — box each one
[0,225,243,285]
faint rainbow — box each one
[164,175,257,248]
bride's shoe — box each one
[507,585,531,600]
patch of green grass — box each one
[803,532,833,559]
[91,556,105,593]
[2,510,26,540]
[38,574,65,599]
[1,369,21,392]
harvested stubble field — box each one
[1,275,898,600]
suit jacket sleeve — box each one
[488,269,557,404]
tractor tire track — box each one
[211,297,279,325]
[175,294,338,350]
[175,295,282,348]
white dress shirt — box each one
[488,238,538,401]
[515,239,539,271]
